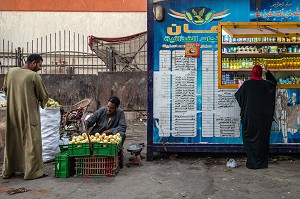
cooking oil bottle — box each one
[241,58,246,69]
[248,58,253,68]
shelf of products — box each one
[218,22,300,89]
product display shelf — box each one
[218,22,300,89]
[218,28,300,88]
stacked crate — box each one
[68,139,122,178]
[54,150,75,178]
[74,156,119,177]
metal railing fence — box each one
[0,30,147,74]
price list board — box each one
[201,50,216,137]
[153,50,172,137]
[171,50,197,137]
[202,50,240,138]
[215,90,241,137]
[154,49,240,140]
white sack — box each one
[40,107,61,162]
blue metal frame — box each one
[147,0,154,161]
[150,143,300,153]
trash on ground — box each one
[7,187,31,195]
[226,158,237,168]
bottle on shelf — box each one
[229,59,233,69]
[248,58,253,69]
[245,58,250,69]
[282,45,287,52]
[226,58,230,69]
[222,58,226,69]
[233,59,238,70]
[238,59,242,69]
[221,35,300,87]
[222,58,229,69]
[241,58,246,69]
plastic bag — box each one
[40,107,61,162]
[226,158,237,168]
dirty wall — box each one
[0,12,147,49]
[0,72,147,111]
[0,71,147,162]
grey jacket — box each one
[86,107,127,135]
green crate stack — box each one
[68,143,91,157]
[93,138,122,156]
[55,150,75,178]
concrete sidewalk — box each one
[0,120,300,199]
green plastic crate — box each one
[68,143,91,157]
[93,140,122,157]
[55,151,75,178]
[59,145,68,152]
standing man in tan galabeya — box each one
[2,54,49,180]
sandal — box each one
[2,173,14,179]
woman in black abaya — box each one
[235,65,277,169]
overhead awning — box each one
[218,22,300,38]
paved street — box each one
[0,119,299,199]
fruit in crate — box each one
[46,98,61,108]
[69,132,121,144]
